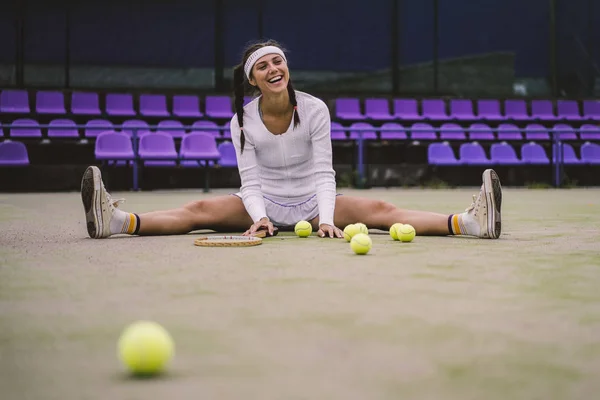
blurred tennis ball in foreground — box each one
[118,321,174,376]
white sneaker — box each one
[80,166,125,239]
[463,169,502,239]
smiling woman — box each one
[79,39,503,241]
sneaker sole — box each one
[482,169,502,239]
[81,166,103,239]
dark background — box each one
[1,0,598,97]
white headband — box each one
[244,46,287,79]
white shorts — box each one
[232,192,320,227]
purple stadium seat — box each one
[531,100,557,121]
[138,131,178,166]
[36,91,66,114]
[9,118,41,138]
[85,119,113,138]
[411,123,437,140]
[173,95,203,117]
[330,122,347,140]
[94,131,135,161]
[459,142,492,165]
[71,92,101,115]
[48,119,79,138]
[192,120,220,137]
[379,122,407,140]
[179,132,221,167]
[157,120,185,138]
[218,142,238,167]
[121,119,150,138]
[504,99,532,120]
[139,94,169,117]
[468,123,495,140]
[579,124,600,140]
[476,100,502,120]
[0,141,29,166]
[583,101,600,121]
[521,142,549,164]
[393,99,422,120]
[554,143,582,165]
[497,123,522,140]
[524,124,550,141]
[428,142,460,165]
[221,121,231,139]
[0,123,3,137]
[552,123,578,140]
[421,99,450,120]
[490,142,522,165]
[580,142,600,164]
[450,99,476,120]
[205,95,234,119]
[106,94,136,116]
[349,122,377,140]
[439,123,466,140]
[0,89,30,113]
[556,100,582,121]
[365,98,394,120]
[335,98,365,120]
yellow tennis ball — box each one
[389,223,404,240]
[355,222,369,235]
[398,224,416,242]
[294,220,312,237]
[343,223,361,242]
[350,233,372,255]
[118,321,175,376]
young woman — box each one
[81,40,502,240]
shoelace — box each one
[465,194,477,213]
[103,184,125,209]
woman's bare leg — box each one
[137,195,252,235]
[329,196,451,235]
[310,169,502,239]
[81,166,252,238]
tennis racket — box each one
[193,227,279,247]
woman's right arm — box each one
[230,117,269,223]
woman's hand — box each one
[244,217,274,237]
[317,223,344,238]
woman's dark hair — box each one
[232,39,300,152]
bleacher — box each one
[1,88,599,191]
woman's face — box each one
[249,53,289,95]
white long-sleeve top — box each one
[230,90,337,227]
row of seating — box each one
[1,118,229,139]
[94,131,237,168]
[2,118,599,141]
[0,89,248,119]
[0,132,238,168]
[3,138,599,168]
[335,98,600,122]
[428,141,600,166]
[2,89,600,122]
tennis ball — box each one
[397,224,416,242]
[389,223,404,240]
[351,233,372,255]
[294,220,312,237]
[355,222,369,235]
[343,223,361,242]
[118,321,174,376]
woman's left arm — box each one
[310,102,339,235]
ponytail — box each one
[287,80,300,128]
[233,63,247,152]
